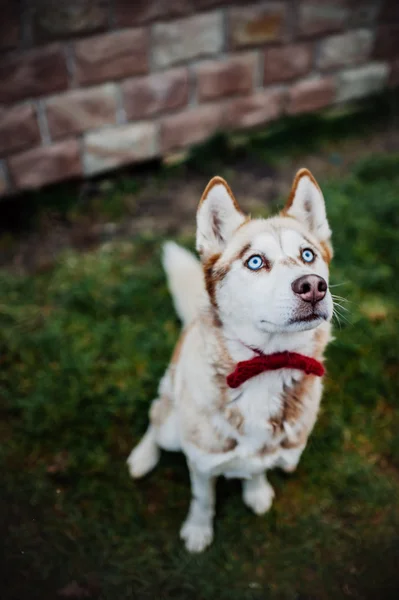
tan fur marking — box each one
[171,328,188,367]
[269,417,283,435]
[270,373,314,435]
[313,325,330,361]
[214,264,229,283]
[235,215,251,232]
[234,243,251,262]
[281,429,308,450]
[258,443,278,456]
[150,395,173,427]
[203,253,230,311]
[280,257,301,267]
[225,406,245,434]
[189,426,237,454]
[223,438,238,452]
[199,176,244,215]
[319,240,333,263]
[203,253,221,309]
[212,324,235,408]
[281,168,322,215]
[282,376,312,425]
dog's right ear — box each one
[196,176,246,259]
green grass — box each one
[1,155,399,599]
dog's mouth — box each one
[289,311,328,325]
[258,310,329,333]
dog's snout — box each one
[291,275,327,304]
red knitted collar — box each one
[226,350,325,389]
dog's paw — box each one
[180,520,213,553]
[280,463,297,474]
[126,441,160,479]
[243,480,275,515]
[276,453,301,474]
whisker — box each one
[332,310,343,329]
[333,307,352,325]
[333,298,352,320]
[331,294,351,304]
[333,301,350,313]
[333,302,350,314]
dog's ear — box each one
[283,168,332,249]
[196,176,247,258]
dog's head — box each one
[197,169,333,334]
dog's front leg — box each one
[242,472,275,515]
[180,463,216,553]
[277,444,306,473]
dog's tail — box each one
[162,242,206,326]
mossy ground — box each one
[1,109,399,599]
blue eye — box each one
[246,255,264,270]
[302,248,315,263]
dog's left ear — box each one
[196,176,247,258]
[283,169,332,249]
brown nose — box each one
[291,275,327,304]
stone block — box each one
[224,89,284,129]
[317,29,374,70]
[115,0,191,26]
[0,45,68,105]
[9,140,82,190]
[298,1,349,37]
[152,12,223,69]
[33,0,108,41]
[287,76,336,113]
[46,85,117,140]
[123,69,189,120]
[229,2,287,49]
[160,104,223,152]
[336,63,389,102]
[263,44,312,84]
[197,54,257,101]
[74,29,149,86]
[0,104,41,157]
[83,123,158,176]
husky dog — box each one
[128,169,333,553]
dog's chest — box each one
[214,370,301,455]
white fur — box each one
[243,473,275,514]
[180,465,215,552]
[127,426,160,479]
[128,172,333,552]
[162,242,206,325]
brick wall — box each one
[0,0,398,197]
